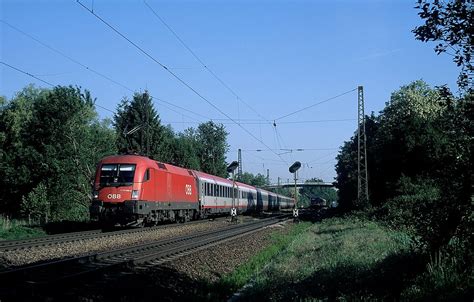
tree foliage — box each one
[413,0,473,90]
[112,94,228,173]
[172,128,201,170]
[239,172,268,187]
[195,121,229,177]
[0,85,117,221]
[20,182,50,224]
[114,91,164,159]
[335,80,472,252]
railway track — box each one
[0,215,288,290]
[0,218,220,251]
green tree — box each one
[335,80,472,252]
[26,86,117,220]
[239,172,267,186]
[114,91,164,159]
[171,128,201,170]
[20,182,50,224]
[413,0,473,90]
[0,85,48,214]
[0,85,117,221]
[335,114,378,211]
[196,121,229,177]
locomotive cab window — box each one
[100,164,136,187]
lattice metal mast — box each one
[357,86,369,206]
[237,148,243,180]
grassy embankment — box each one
[213,216,471,301]
[0,216,45,240]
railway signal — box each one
[289,161,301,220]
[227,161,239,222]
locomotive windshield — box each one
[100,164,136,187]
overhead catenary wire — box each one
[1,61,116,114]
[274,88,358,121]
[1,61,55,87]
[76,1,288,165]
[143,0,275,126]
[1,59,196,122]
[2,19,356,130]
[145,0,290,162]
[161,118,356,125]
[0,19,211,122]
[233,147,339,152]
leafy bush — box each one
[382,176,446,250]
[20,182,50,224]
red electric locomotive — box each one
[90,155,294,225]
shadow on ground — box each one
[0,264,229,302]
[43,220,100,234]
[246,250,425,301]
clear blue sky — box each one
[1,0,459,183]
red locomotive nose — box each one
[99,187,133,203]
[95,162,138,204]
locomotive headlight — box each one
[93,190,99,199]
[131,190,139,200]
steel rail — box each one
[0,215,288,288]
[0,218,220,251]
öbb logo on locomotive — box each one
[185,184,192,195]
[90,154,295,225]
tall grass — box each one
[0,215,45,240]
[233,217,418,301]
[206,222,312,299]
[401,248,473,301]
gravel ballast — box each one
[0,217,260,267]
[161,220,290,282]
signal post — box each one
[227,161,239,222]
[289,161,301,221]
